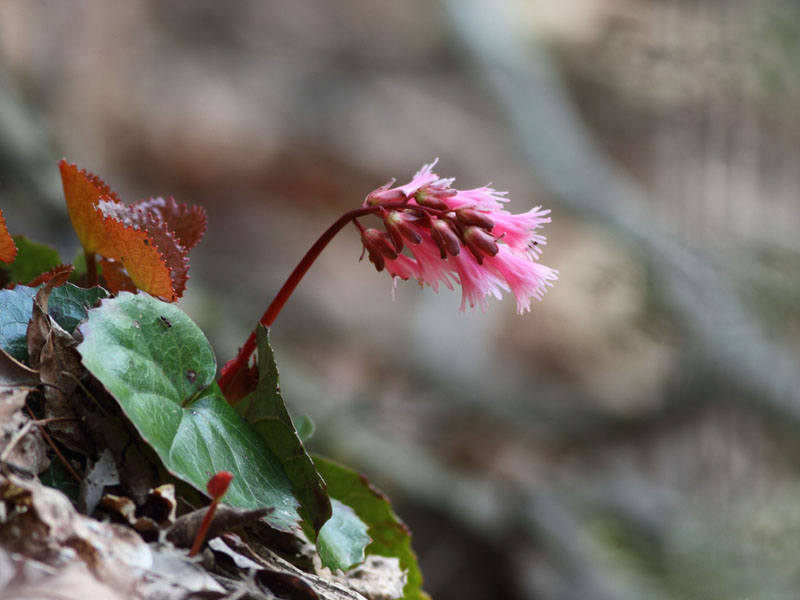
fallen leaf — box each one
[211,535,368,600]
[79,448,120,515]
[0,472,152,595]
[99,484,176,533]
[141,544,226,599]
[27,283,90,454]
[0,388,48,475]
[0,559,131,600]
[0,348,39,387]
[166,504,273,549]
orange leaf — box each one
[95,201,189,301]
[27,264,75,287]
[0,209,17,263]
[58,160,121,256]
[135,197,208,251]
[97,258,138,294]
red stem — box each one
[218,202,438,397]
[189,499,219,556]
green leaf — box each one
[76,292,300,531]
[0,284,108,362]
[316,498,371,571]
[236,326,331,534]
[314,456,429,600]
[0,285,38,361]
[294,414,316,442]
[7,236,61,284]
[49,285,109,334]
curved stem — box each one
[218,202,437,398]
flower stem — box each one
[85,251,97,287]
[189,499,219,557]
[218,202,432,399]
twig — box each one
[0,421,33,463]
[23,405,81,483]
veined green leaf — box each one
[77,292,300,531]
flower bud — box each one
[455,208,495,231]
[362,228,397,258]
[430,219,461,259]
[361,228,398,272]
[414,186,456,211]
[464,226,499,265]
[207,471,233,500]
[385,212,423,250]
[365,179,407,206]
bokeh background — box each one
[3,1,800,598]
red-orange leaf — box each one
[27,264,75,287]
[58,160,121,256]
[97,258,138,294]
[135,197,208,251]
[89,206,175,301]
[59,160,201,301]
[96,201,190,300]
[0,209,17,263]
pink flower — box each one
[359,160,557,313]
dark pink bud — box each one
[362,228,397,259]
[366,248,385,271]
[361,228,398,272]
[430,219,461,259]
[455,208,495,231]
[386,212,423,246]
[207,471,233,500]
[464,226,499,264]
[414,186,456,211]
[384,219,404,254]
[366,180,407,206]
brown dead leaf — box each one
[27,285,90,455]
[100,484,176,533]
[166,504,273,549]
[0,388,49,475]
[211,535,369,600]
[0,557,130,600]
[0,348,40,388]
[0,472,152,595]
[76,404,159,505]
[140,544,226,599]
[79,449,119,515]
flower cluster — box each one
[358,160,557,313]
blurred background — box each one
[3,1,800,598]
